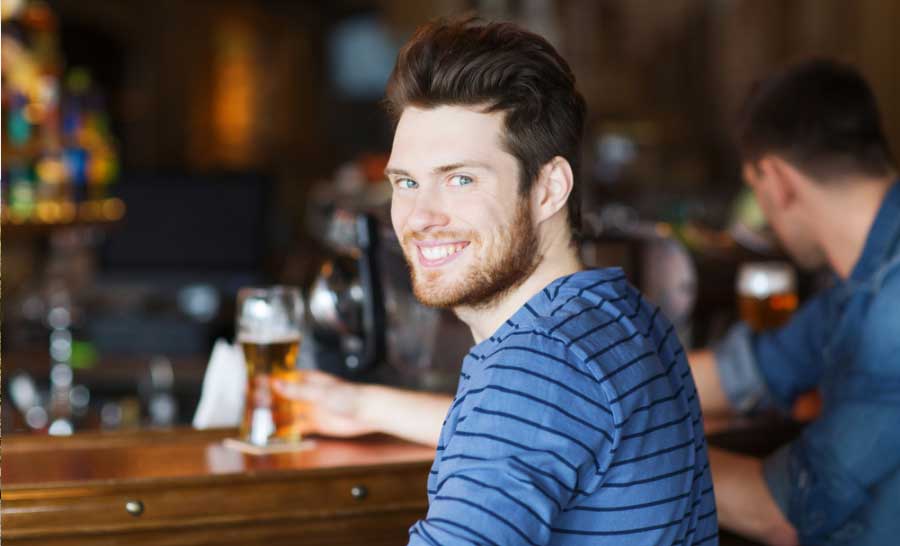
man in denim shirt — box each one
[690,60,900,545]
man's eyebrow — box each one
[432,161,492,174]
[384,167,412,177]
[385,161,493,179]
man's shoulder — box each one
[522,270,640,336]
[488,287,660,378]
[477,320,578,368]
[472,300,621,388]
[463,315,615,417]
[860,263,900,369]
[495,291,633,354]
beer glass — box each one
[737,262,821,420]
[236,286,307,445]
[736,262,798,332]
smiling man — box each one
[278,17,717,546]
[385,19,717,546]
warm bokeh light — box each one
[210,17,258,168]
[1,198,125,226]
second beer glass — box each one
[736,262,798,332]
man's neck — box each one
[814,174,895,279]
[454,235,583,344]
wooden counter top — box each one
[2,428,435,546]
[3,427,435,487]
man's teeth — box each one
[421,244,465,261]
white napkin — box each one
[193,339,246,429]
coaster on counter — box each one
[222,437,317,455]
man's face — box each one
[387,105,540,309]
[743,162,826,270]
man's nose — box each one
[406,191,450,233]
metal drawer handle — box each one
[125,500,145,517]
[351,485,368,501]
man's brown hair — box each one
[385,16,587,238]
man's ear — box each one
[532,156,574,224]
[758,155,801,210]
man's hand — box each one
[273,370,379,438]
[273,369,452,447]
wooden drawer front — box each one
[3,464,430,541]
[2,510,424,546]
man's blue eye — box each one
[397,178,418,189]
[450,175,473,186]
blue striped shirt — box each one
[408,268,718,546]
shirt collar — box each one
[466,268,626,359]
[850,181,900,282]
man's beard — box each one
[401,199,541,310]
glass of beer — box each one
[236,286,307,446]
[737,262,821,420]
[736,261,798,332]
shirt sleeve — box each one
[713,289,833,414]
[763,377,900,542]
[408,338,615,546]
[762,280,900,543]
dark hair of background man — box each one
[736,58,897,182]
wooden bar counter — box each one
[2,428,435,546]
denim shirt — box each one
[713,182,900,546]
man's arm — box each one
[687,310,824,544]
[358,383,451,446]
[689,349,799,544]
[708,447,798,546]
[695,291,834,420]
[274,370,450,446]
[409,341,615,546]
[688,348,735,417]
[757,278,900,543]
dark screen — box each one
[100,173,269,273]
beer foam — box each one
[737,262,796,298]
[237,332,301,345]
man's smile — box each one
[414,240,471,267]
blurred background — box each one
[3,0,898,435]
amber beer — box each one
[239,335,308,444]
[736,262,798,332]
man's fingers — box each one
[273,376,332,403]
[272,378,314,400]
[303,369,341,386]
